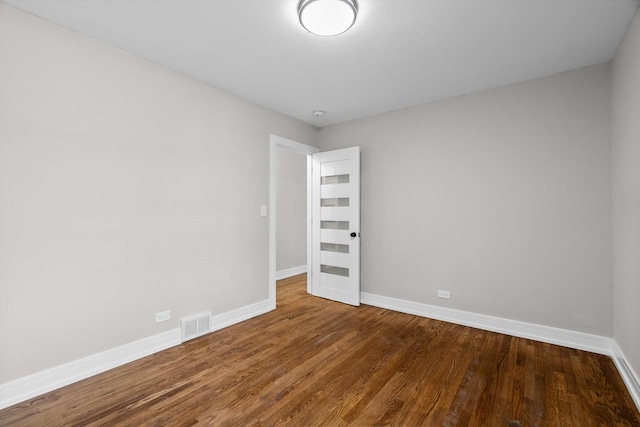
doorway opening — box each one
[268,135,318,309]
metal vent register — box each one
[181,312,211,342]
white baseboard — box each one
[2,292,636,413]
[362,291,640,411]
[360,292,612,355]
[275,265,307,280]
[0,298,275,411]
[0,328,181,410]
[612,341,640,411]
[210,299,272,333]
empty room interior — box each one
[1,0,640,425]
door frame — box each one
[268,135,319,309]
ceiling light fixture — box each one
[298,0,358,37]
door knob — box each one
[350,232,357,238]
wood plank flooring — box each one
[1,274,639,426]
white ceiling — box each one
[3,0,639,127]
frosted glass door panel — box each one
[321,198,349,207]
[321,265,349,277]
[321,243,349,253]
[321,174,350,185]
[321,220,349,230]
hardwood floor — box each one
[1,274,639,426]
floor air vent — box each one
[181,312,211,342]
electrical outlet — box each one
[437,290,451,300]
[155,310,171,323]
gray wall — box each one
[0,5,316,382]
[276,148,307,272]
[2,0,636,392]
[613,8,640,382]
[318,63,613,336]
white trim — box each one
[364,291,640,410]
[612,341,640,411]
[276,265,307,280]
[269,135,319,309]
[306,154,313,294]
[360,292,612,355]
[4,291,637,413]
[210,299,272,333]
[0,328,181,410]
[0,297,274,410]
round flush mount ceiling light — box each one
[298,0,358,36]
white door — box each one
[312,146,360,306]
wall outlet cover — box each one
[155,310,171,323]
[437,290,451,300]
